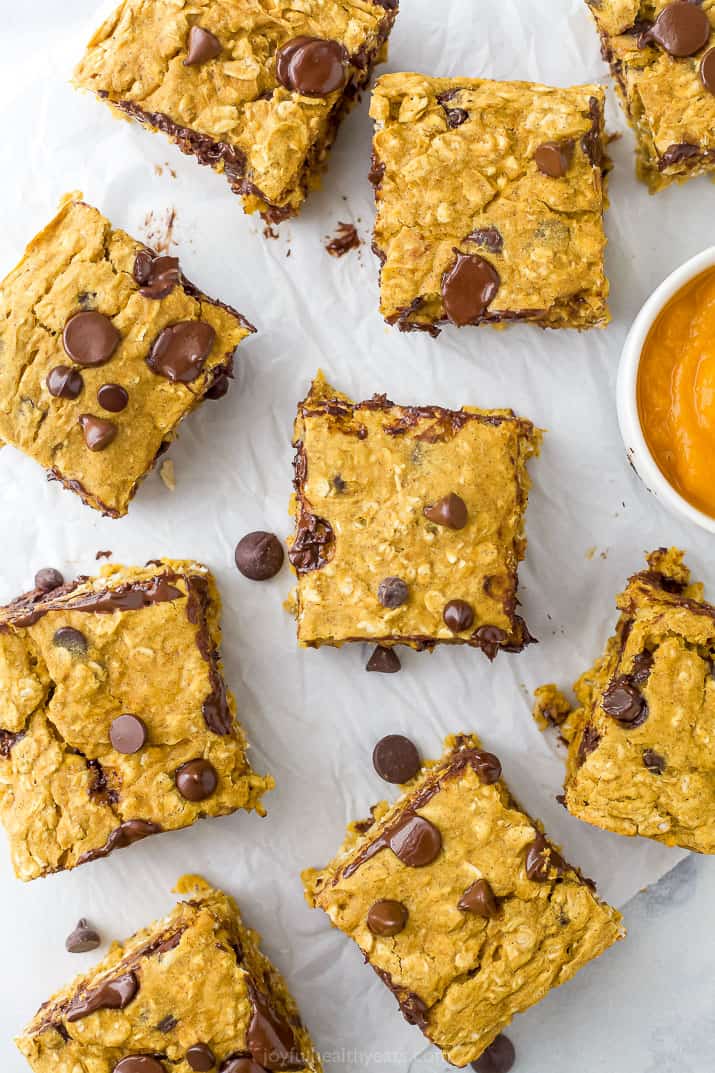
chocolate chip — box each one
[98,384,129,412]
[133,251,181,299]
[534,139,575,177]
[235,531,285,581]
[660,142,700,167]
[471,1034,516,1073]
[474,625,508,660]
[205,374,230,399]
[377,576,409,608]
[276,36,348,96]
[471,750,502,784]
[184,25,222,65]
[79,414,118,451]
[423,492,468,529]
[157,1016,178,1033]
[35,567,64,592]
[47,365,84,399]
[109,714,147,755]
[389,812,442,867]
[441,252,500,326]
[466,227,503,254]
[630,650,654,686]
[332,474,346,493]
[701,46,715,91]
[246,981,302,1070]
[63,311,120,367]
[525,832,567,882]
[641,1,710,56]
[175,759,219,802]
[367,899,408,936]
[66,971,138,1021]
[147,321,216,383]
[577,724,601,765]
[366,645,401,673]
[643,748,666,774]
[458,878,498,918]
[602,675,649,727]
[113,1057,166,1073]
[445,107,469,127]
[186,1044,216,1071]
[443,599,474,632]
[219,1060,265,1073]
[373,734,421,783]
[53,627,88,655]
[65,918,101,953]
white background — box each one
[0,1,713,1070]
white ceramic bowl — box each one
[617,246,715,535]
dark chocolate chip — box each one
[53,627,88,655]
[441,252,500,326]
[630,650,654,686]
[701,46,715,91]
[133,251,181,298]
[466,227,503,253]
[184,25,222,65]
[79,414,118,451]
[458,878,499,918]
[643,748,666,774]
[474,625,508,660]
[175,758,219,802]
[640,1,710,56]
[113,1057,166,1073]
[98,384,129,413]
[35,567,64,592]
[389,812,442,867]
[534,140,574,177]
[525,832,567,882]
[423,492,468,529]
[77,820,163,864]
[276,36,348,96]
[205,374,230,400]
[660,142,700,167]
[157,1016,178,1033]
[367,899,408,936]
[602,675,649,727]
[219,1060,265,1073]
[63,311,120,367]
[443,599,474,633]
[366,645,402,673]
[235,531,285,581]
[471,751,502,785]
[109,714,147,755]
[372,734,421,783]
[147,321,216,383]
[377,576,409,608]
[66,971,138,1021]
[332,474,346,493]
[65,918,101,953]
[577,724,601,765]
[47,365,84,400]
[471,1034,516,1073]
[246,981,303,1070]
[445,107,469,127]
[186,1044,216,1071]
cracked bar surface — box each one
[369,74,610,334]
[584,0,715,192]
[74,0,398,222]
[17,875,321,1073]
[0,561,273,881]
[287,372,541,657]
[536,548,715,853]
[0,196,253,517]
[303,734,623,1067]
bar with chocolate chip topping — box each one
[73,0,399,223]
[369,74,610,334]
[535,547,715,854]
[303,734,623,1067]
[0,196,253,517]
[287,372,542,663]
[0,561,273,881]
[17,876,321,1073]
[584,0,715,191]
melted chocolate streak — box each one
[5,575,184,628]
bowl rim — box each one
[617,245,715,535]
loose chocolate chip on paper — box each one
[205,373,230,399]
[65,918,101,953]
[534,140,574,177]
[79,414,118,451]
[366,645,401,673]
[443,599,475,633]
[97,384,129,413]
[701,46,715,91]
[471,1034,516,1073]
[133,251,181,298]
[372,734,421,783]
[423,492,468,529]
[109,714,147,755]
[35,567,64,592]
[389,812,442,867]
[147,321,216,383]
[113,1057,166,1073]
[471,750,502,785]
[640,1,710,56]
[175,758,219,802]
[458,878,499,918]
[235,531,285,581]
[602,675,648,727]
[53,627,88,655]
[63,311,121,367]
[367,899,408,936]
[186,1043,216,1071]
[643,748,666,774]
[47,365,84,400]
[276,36,348,96]
[441,252,500,326]
[184,25,222,65]
[377,576,409,608]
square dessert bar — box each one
[369,74,610,334]
[288,373,541,660]
[17,876,322,1073]
[0,561,273,881]
[535,548,715,854]
[303,734,623,1067]
[74,0,399,223]
[0,196,253,517]
[584,0,715,191]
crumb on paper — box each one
[153,164,163,176]
[160,458,176,491]
[533,684,572,732]
[141,208,177,253]
[325,222,361,258]
[585,546,596,560]
[263,223,279,240]
[95,550,112,560]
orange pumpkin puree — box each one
[638,266,715,518]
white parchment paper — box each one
[0,1,711,1068]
